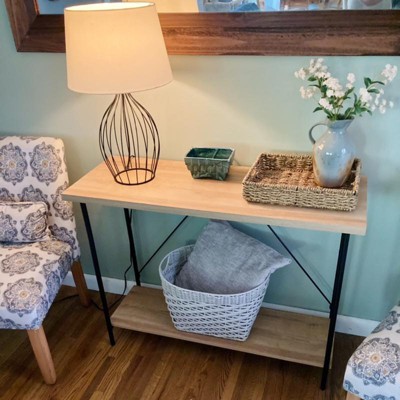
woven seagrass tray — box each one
[242,153,361,212]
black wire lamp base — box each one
[99,93,160,186]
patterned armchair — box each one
[343,303,400,400]
[0,136,90,384]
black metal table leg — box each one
[123,208,141,286]
[320,233,350,389]
[80,203,115,346]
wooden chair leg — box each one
[27,326,56,384]
[346,392,361,400]
[71,260,91,307]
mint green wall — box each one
[1,3,399,321]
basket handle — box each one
[158,245,194,276]
[159,252,171,274]
[309,122,327,145]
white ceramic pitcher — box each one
[309,119,355,188]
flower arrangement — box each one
[295,59,397,121]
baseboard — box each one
[64,272,378,337]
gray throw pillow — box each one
[175,220,291,294]
[0,201,51,243]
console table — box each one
[62,159,367,390]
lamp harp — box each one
[99,93,160,186]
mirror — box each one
[5,0,400,55]
[35,0,397,13]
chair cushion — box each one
[343,304,400,399]
[0,239,73,329]
[174,220,291,294]
[0,201,51,243]
[0,136,80,260]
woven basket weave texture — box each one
[242,153,361,211]
[159,245,269,341]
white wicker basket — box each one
[159,245,270,341]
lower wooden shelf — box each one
[111,286,329,368]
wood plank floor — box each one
[0,287,363,400]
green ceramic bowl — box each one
[184,147,235,180]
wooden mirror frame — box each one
[5,0,400,55]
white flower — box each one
[315,71,329,79]
[308,59,318,73]
[347,73,356,84]
[295,68,307,80]
[308,58,327,75]
[325,77,342,92]
[335,90,345,98]
[295,60,397,121]
[381,64,398,82]
[300,86,316,99]
[319,98,333,111]
[359,88,372,103]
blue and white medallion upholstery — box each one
[0,136,79,330]
[343,304,400,400]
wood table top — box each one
[63,159,367,235]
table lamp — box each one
[64,2,172,185]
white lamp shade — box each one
[124,0,199,12]
[64,2,173,94]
